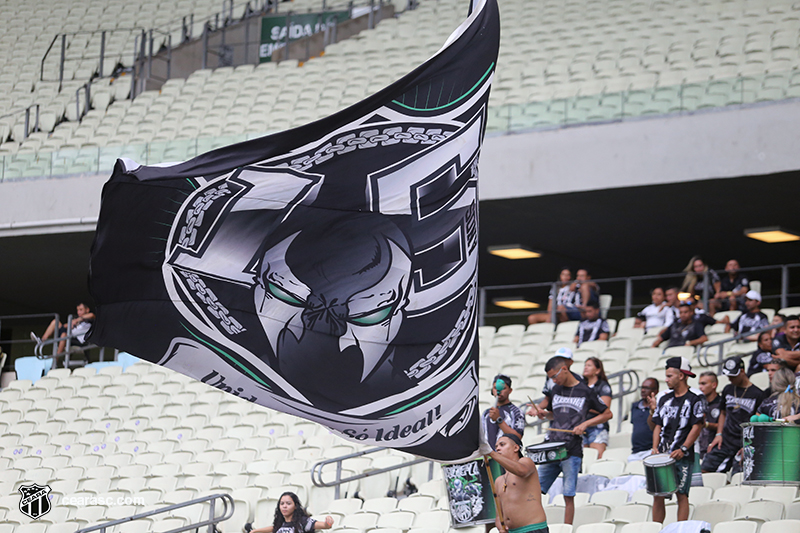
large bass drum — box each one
[742,422,800,485]
[643,453,678,496]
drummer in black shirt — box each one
[702,356,767,473]
[533,356,612,526]
[650,357,704,524]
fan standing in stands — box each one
[573,302,609,347]
[725,290,769,341]
[531,356,612,526]
[528,268,577,324]
[650,357,704,523]
[702,356,767,473]
[628,377,658,462]
[482,374,525,447]
[651,303,708,349]
[709,259,749,314]
[527,347,583,414]
[582,357,612,458]
[487,434,549,533]
[247,492,333,533]
[697,371,721,460]
[773,315,800,371]
[634,287,671,333]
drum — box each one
[742,422,800,486]
[643,453,678,496]
[526,442,568,464]
[441,458,497,527]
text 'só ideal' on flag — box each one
[88,0,500,462]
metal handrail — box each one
[31,313,111,367]
[697,322,784,375]
[0,313,60,361]
[75,493,234,533]
[311,447,431,498]
[521,368,640,434]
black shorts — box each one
[701,446,738,473]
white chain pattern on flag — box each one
[180,270,246,335]
[178,183,232,248]
[405,284,476,379]
[287,127,454,172]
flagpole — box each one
[483,454,505,531]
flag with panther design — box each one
[89,0,499,461]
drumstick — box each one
[547,427,584,435]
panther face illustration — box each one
[253,211,412,407]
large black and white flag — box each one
[89,0,499,461]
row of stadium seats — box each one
[7,0,800,179]
[0,0,401,155]
[3,359,800,533]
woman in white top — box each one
[635,287,672,333]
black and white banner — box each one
[89,0,499,461]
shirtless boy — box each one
[488,434,549,533]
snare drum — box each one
[643,453,678,496]
[526,442,568,464]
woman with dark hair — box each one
[582,357,613,458]
[249,492,334,533]
[747,331,774,376]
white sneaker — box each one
[30,332,41,343]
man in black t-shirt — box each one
[710,259,749,314]
[697,371,721,459]
[628,378,658,462]
[773,315,800,372]
[652,304,708,349]
[535,356,611,526]
[651,357,704,524]
[702,356,767,473]
[482,374,525,448]
[574,302,610,347]
[726,290,769,342]
[528,347,584,415]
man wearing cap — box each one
[702,356,767,473]
[651,357,705,523]
[487,433,549,533]
[482,374,525,449]
[773,315,800,372]
[652,303,708,349]
[527,347,584,416]
[536,356,612,525]
[725,290,769,342]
